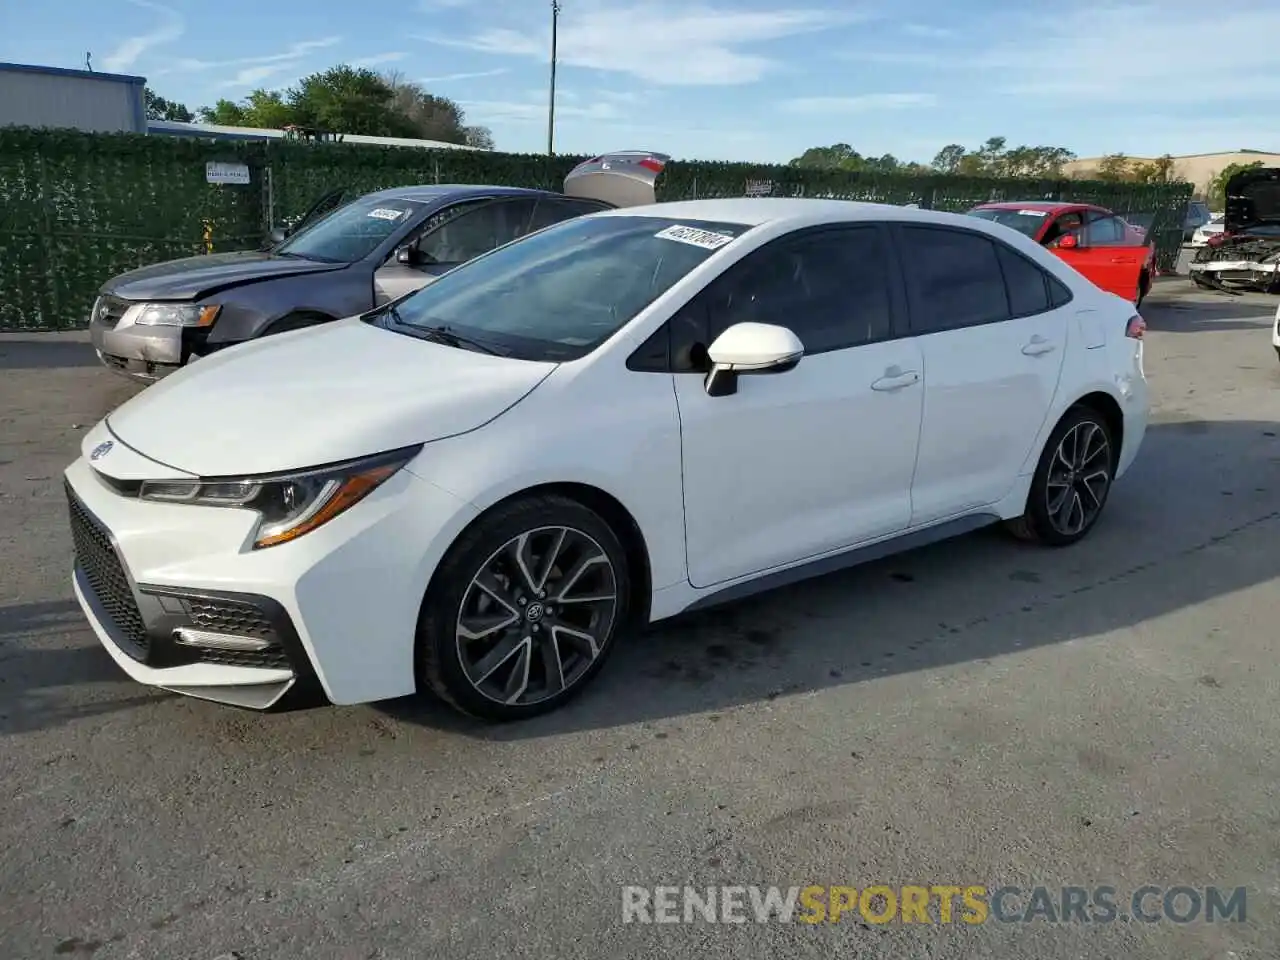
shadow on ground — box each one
[378,417,1280,740]
[0,336,100,371]
[1144,285,1278,333]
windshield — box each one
[966,207,1050,238]
[376,214,752,362]
[276,196,425,263]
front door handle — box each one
[1022,336,1056,356]
[1110,256,1137,264]
[871,369,921,391]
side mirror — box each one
[268,227,288,245]
[704,322,803,397]
[1056,233,1080,250]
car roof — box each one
[973,201,1105,213]
[360,184,559,203]
[589,196,1051,231]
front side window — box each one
[1082,211,1132,246]
[378,215,752,362]
[900,226,1010,333]
[416,199,535,265]
[705,226,894,353]
[275,196,425,263]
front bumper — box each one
[90,312,184,382]
[63,441,480,710]
[1187,258,1280,291]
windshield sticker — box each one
[368,207,408,221]
[654,225,736,250]
[1017,209,1048,217]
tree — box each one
[788,143,865,170]
[931,144,967,174]
[194,65,494,146]
[1132,154,1180,184]
[144,86,193,122]
[1209,160,1265,209]
[1092,154,1135,182]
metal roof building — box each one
[0,62,146,133]
[147,119,483,151]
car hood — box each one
[105,318,556,477]
[1224,167,1280,233]
[102,250,346,301]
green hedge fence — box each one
[0,127,1194,330]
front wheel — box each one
[416,495,631,721]
[1005,406,1116,546]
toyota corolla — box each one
[65,198,1149,721]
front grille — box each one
[66,481,149,658]
[92,295,133,327]
[182,596,292,670]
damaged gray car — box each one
[1189,167,1280,293]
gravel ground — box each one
[1,282,1278,959]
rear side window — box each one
[995,245,1051,316]
[900,226,1010,333]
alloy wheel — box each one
[1045,420,1112,537]
[454,526,618,706]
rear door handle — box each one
[1022,335,1056,356]
[871,370,921,391]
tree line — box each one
[144,65,494,149]
[790,137,1190,185]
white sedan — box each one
[64,198,1150,721]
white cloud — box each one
[969,3,1280,108]
[421,4,870,85]
[347,52,408,68]
[417,68,509,83]
[101,0,184,72]
[160,38,343,89]
[780,93,936,114]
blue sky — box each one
[3,0,1278,164]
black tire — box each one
[416,494,631,721]
[1004,405,1116,547]
[262,312,331,337]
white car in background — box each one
[1190,214,1226,247]
[64,198,1149,722]
[1273,301,1280,363]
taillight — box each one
[1206,232,1230,247]
[1125,314,1146,340]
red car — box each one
[967,201,1156,304]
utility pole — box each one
[547,0,560,155]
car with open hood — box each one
[967,201,1156,304]
[65,197,1148,721]
[1189,167,1280,293]
[88,150,670,382]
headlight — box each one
[138,446,421,549]
[132,303,221,327]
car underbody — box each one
[1189,236,1280,294]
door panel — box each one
[676,340,925,587]
[910,315,1066,524]
[897,224,1069,524]
[674,224,921,587]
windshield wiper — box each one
[415,323,509,357]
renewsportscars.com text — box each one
[621,884,1247,925]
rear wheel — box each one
[416,494,630,721]
[1005,406,1116,546]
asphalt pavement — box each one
[1,282,1278,959]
